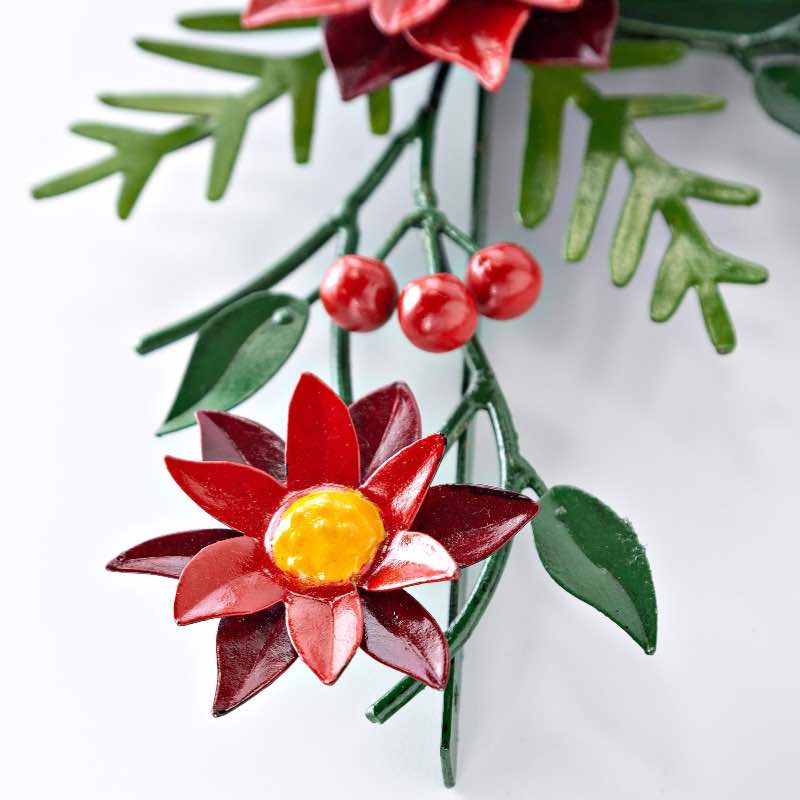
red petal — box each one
[324,11,432,101]
[361,589,449,688]
[370,0,449,35]
[286,373,360,490]
[174,538,285,625]
[360,434,445,532]
[362,530,458,591]
[520,0,583,8]
[243,0,368,28]
[213,604,297,716]
[285,591,363,684]
[413,484,538,566]
[198,410,286,481]
[405,0,530,90]
[514,0,617,69]
[165,457,286,538]
[349,382,422,481]
[106,529,242,579]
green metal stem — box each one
[331,222,360,403]
[366,87,548,728]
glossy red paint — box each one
[285,591,364,683]
[246,0,611,99]
[198,410,286,480]
[349,382,421,480]
[466,242,543,320]
[514,0,617,69]
[286,373,361,490]
[320,255,398,332]
[361,589,449,689]
[361,434,446,531]
[166,456,286,538]
[243,0,368,28]
[415,484,539,565]
[214,605,297,716]
[363,530,459,591]
[398,274,478,353]
[106,529,241,579]
[174,537,285,625]
[112,375,538,705]
[406,0,531,90]
[324,11,432,101]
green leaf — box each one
[368,86,392,136]
[285,51,326,163]
[136,38,268,76]
[755,61,800,134]
[178,11,320,32]
[533,485,657,654]
[159,292,309,435]
[620,0,799,34]
[609,39,688,69]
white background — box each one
[2,2,799,798]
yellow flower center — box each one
[270,488,386,585]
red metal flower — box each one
[109,374,538,715]
[243,0,618,99]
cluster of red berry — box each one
[320,243,543,353]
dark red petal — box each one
[174,538,285,625]
[165,457,286,538]
[413,484,539,566]
[370,0,449,35]
[360,434,445,532]
[349,382,422,481]
[286,373,361,490]
[213,605,297,716]
[285,591,363,684]
[361,589,449,689]
[243,0,368,28]
[514,0,617,69]
[106,529,242,579]
[519,0,583,8]
[198,410,286,481]
[405,0,530,90]
[324,11,432,101]
[362,530,458,591]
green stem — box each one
[366,87,548,727]
[331,222,360,403]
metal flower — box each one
[243,0,618,99]
[109,374,538,715]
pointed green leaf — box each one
[696,281,736,354]
[159,292,309,435]
[208,99,251,200]
[566,102,626,261]
[533,485,657,654]
[609,39,688,69]
[626,94,725,118]
[649,232,693,322]
[178,11,319,32]
[755,62,800,134]
[610,171,658,286]
[368,86,392,135]
[100,93,228,115]
[136,39,267,76]
[286,53,325,164]
[686,174,760,205]
[519,71,575,228]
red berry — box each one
[397,274,478,353]
[320,255,398,332]
[466,242,542,320]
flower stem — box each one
[365,85,548,729]
[331,222,359,403]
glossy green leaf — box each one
[159,292,309,435]
[755,62,800,134]
[368,87,392,136]
[620,0,799,34]
[178,11,319,32]
[533,485,657,654]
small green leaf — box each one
[285,51,325,164]
[136,39,267,76]
[533,485,657,654]
[368,86,392,136]
[178,11,319,33]
[159,292,309,435]
[609,39,688,69]
[755,61,800,134]
[518,71,577,228]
